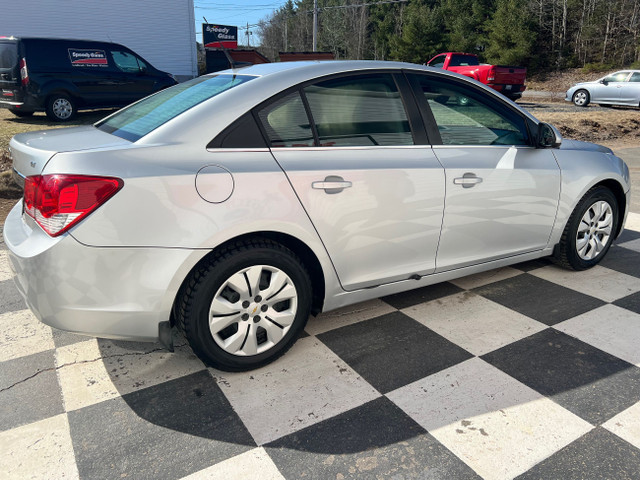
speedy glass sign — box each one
[203,23,238,49]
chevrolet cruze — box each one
[4,61,631,371]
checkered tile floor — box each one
[2,213,640,480]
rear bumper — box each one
[3,201,202,342]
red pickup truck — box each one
[426,52,527,101]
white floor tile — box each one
[55,339,205,411]
[387,358,593,480]
[306,299,395,336]
[0,414,79,479]
[623,211,640,232]
[450,267,523,290]
[603,401,640,450]
[402,292,546,356]
[214,336,380,445]
[531,265,640,302]
[555,304,640,367]
[0,309,54,362]
[179,447,285,480]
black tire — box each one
[554,186,618,271]
[45,93,76,121]
[176,238,312,371]
[8,108,34,118]
[572,89,590,107]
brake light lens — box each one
[23,174,123,237]
[19,57,29,86]
[487,67,495,82]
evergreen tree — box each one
[484,0,536,65]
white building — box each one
[0,0,197,80]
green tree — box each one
[390,1,447,63]
[484,0,536,65]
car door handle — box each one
[453,173,483,188]
[312,175,352,194]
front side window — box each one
[604,71,630,83]
[111,50,143,73]
[257,92,314,147]
[97,74,254,141]
[428,55,447,68]
[303,74,414,147]
[411,74,529,146]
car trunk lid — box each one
[9,126,132,185]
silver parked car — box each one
[566,70,640,107]
[4,61,631,371]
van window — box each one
[0,42,18,78]
[111,50,145,73]
[96,74,255,141]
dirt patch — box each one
[0,197,17,224]
[527,68,605,93]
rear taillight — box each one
[19,57,29,86]
[487,67,495,82]
[24,174,123,237]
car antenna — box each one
[216,40,252,70]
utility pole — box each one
[312,0,318,52]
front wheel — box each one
[177,239,312,371]
[554,186,618,270]
[572,89,590,107]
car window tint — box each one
[257,91,314,147]
[303,74,413,147]
[111,50,142,73]
[412,75,528,146]
[96,74,254,141]
[629,72,640,82]
[604,72,629,83]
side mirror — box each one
[600,79,608,85]
[537,122,562,148]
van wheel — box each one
[46,94,76,121]
[9,108,34,118]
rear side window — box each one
[411,74,528,146]
[96,74,255,141]
[303,74,414,146]
[257,92,314,147]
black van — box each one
[0,37,177,121]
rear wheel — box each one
[46,93,76,121]
[554,186,618,270]
[572,89,590,107]
[8,108,34,118]
[177,239,312,371]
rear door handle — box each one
[453,173,483,188]
[312,175,352,194]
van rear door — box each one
[0,39,22,106]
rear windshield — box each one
[0,42,18,75]
[96,74,255,141]
[449,54,479,67]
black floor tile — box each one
[615,228,640,244]
[52,328,89,349]
[614,291,640,315]
[68,371,255,480]
[381,282,463,309]
[516,427,640,480]
[482,329,640,425]
[599,245,640,278]
[511,258,554,272]
[0,278,27,315]
[266,396,480,480]
[0,350,64,431]
[474,274,605,326]
[318,311,472,394]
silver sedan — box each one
[4,61,631,371]
[566,70,640,107]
